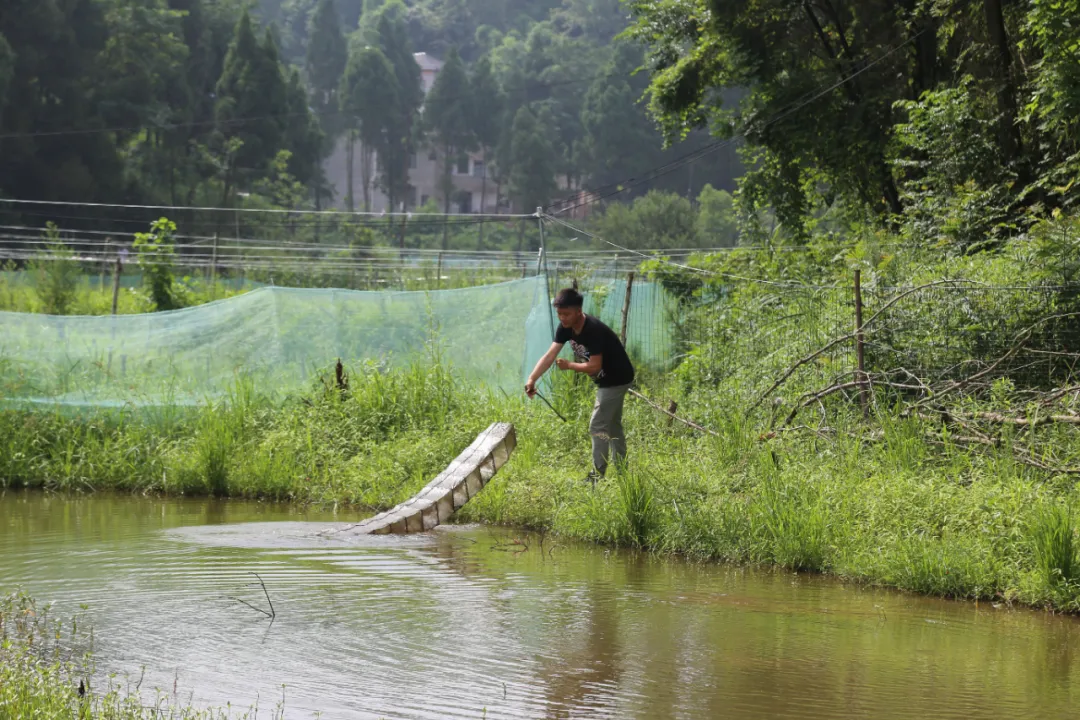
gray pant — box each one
[590,383,631,475]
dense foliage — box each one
[628,0,1080,248]
[0,0,741,226]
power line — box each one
[542,213,842,289]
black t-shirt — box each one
[554,314,635,388]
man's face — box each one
[556,306,583,328]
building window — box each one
[406,186,417,208]
[472,160,486,178]
[455,155,470,175]
[420,194,429,207]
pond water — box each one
[2,491,1078,719]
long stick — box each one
[533,390,567,422]
[628,389,718,437]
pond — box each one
[2,491,1078,719]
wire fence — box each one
[561,269,1080,393]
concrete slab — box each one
[349,422,515,535]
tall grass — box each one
[1028,504,1078,588]
[4,359,1080,612]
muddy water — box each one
[2,491,1078,719]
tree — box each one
[215,12,288,187]
[696,184,737,247]
[340,45,398,211]
[425,47,475,247]
[627,0,908,236]
[507,105,557,216]
[470,52,504,235]
[373,3,422,215]
[0,33,13,110]
[593,191,699,250]
[305,0,347,140]
[278,0,318,62]
[0,0,125,202]
[95,0,188,137]
[283,66,325,190]
[579,42,662,193]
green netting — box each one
[0,275,677,408]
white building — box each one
[323,52,500,214]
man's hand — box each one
[555,358,570,371]
[525,379,537,397]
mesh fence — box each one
[0,274,680,408]
[3,262,1078,410]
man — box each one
[525,288,635,481]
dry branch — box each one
[749,279,984,413]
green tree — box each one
[29,224,79,315]
[627,0,908,236]
[696,184,737,247]
[470,53,504,231]
[278,0,318,61]
[134,218,182,312]
[373,3,422,214]
[95,0,188,136]
[340,45,398,211]
[215,12,288,186]
[283,66,325,190]
[508,105,557,215]
[0,33,15,110]
[425,47,476,247]
[579,42,662,193]
[305,0,347,139]
[0,0,124,201]
[593,191,700,250]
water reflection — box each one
[1,490,1079,719]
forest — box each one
[0,0,739,237]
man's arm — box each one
[525,342,564,396]
[556,353,602,376]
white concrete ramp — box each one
[350,422,516,535]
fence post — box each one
[854,268,868,417]
[620,271,635,345]
[437,251,443,290]
[111,256,122,316]
[210,232,219,298]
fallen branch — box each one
[629,389,719,437]
[959,411,1080,427]
[749,279,982,413]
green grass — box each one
[4,360,1080,613]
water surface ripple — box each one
[2,492,1078,719]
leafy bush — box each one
[29,224,79,315]
[134,217,185,311]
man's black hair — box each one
[552,288,584,308]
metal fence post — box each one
[621,271,635,345]
[111,256,122,316]
[854,268,868,417]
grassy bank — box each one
[3,357,1080,613]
